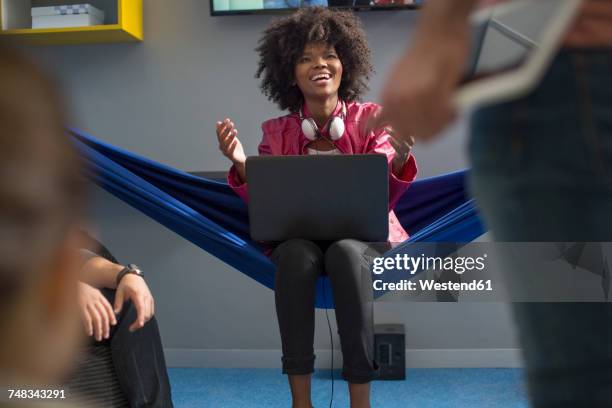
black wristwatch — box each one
[116,263,144,286]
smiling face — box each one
[294,42,343,105]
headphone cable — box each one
[322,279,334,408]
[310,127,336,408]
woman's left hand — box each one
[387,126,414,176]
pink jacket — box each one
[227,100,417,243]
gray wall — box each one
[28,0,519,367]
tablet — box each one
[454,0,582,111]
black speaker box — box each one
[374,324,406,380]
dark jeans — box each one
[470,49,612,407]
[97,288,173,408]
[272,239,380,383]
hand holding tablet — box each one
[375,0,582,142]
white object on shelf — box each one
[32,14,103,29]
[31,4,105,29]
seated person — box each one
[67,232,173,408]
[0,41,171,408]
[0,42,84,405]
[214,8,417,408]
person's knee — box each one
[325,239,366,274]
[273,239,323,283]
[274,239,322,267]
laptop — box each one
[455,0,582,111]
[246,154,389,242]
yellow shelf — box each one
[0,0,142,45]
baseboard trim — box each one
[165,348,523,369]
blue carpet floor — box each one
[168,368,528,407]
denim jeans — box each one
[470,49,612,407]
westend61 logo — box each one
[371,253,488,275]
[371,253,492,295]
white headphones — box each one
[299,100,347,142]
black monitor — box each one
[210,0,423,16]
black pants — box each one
[272,238,382,384]
[97,288,173,408]
[74,234,172,407]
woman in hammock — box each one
[215,8,417,408]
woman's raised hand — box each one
[387,126,415,177]
[216,118,246,165]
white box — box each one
[32,14,102,29]
[31,4,105,25]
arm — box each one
[420,0,478,20]
[80,253,123,289]
[366,127,418,210]
[375,0,479,142]
[80,254,155,333]
[217,118,247,182]
[227,124,273,203]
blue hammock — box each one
[72,129,485,307]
